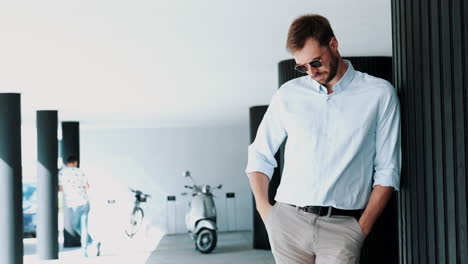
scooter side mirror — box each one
[183,170,196,184]
[217,184,222,189]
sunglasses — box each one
[294,59,323,73]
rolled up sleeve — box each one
[373,85,402,191]
[245,92,287,180]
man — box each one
[246,14,401,263]
[59,155,100,257]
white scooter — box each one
[181,171,222,254]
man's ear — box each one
[329,37,338,51]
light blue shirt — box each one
[246,60,401,209]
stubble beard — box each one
[323,52,339,84]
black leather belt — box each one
[288,204,362,218]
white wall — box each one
[80,123,252,237]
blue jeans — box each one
[70,202,93,249]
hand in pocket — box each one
[257,202,273,223]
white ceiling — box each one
[0,0,392,128]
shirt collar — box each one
[309,60,356,94]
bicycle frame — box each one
[125,188,151,238]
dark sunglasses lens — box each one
[310,60,322,68]
[295,65,307,73]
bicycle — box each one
[125,188,151,238]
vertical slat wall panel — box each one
[430,0,447,262]
[391,2,405,263]
[392,0,468,263]
[420,0,437,263]
[412,0,428,262]
[464,2,468,259]
[451,1,468,262]
[461,0,468,262]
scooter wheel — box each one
[195,228,217,254]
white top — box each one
[245,60,401,209]
[59,167,89,208]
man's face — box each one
[293,37,339,86]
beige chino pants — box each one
[264,202,365,264]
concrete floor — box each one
[23,231,274,264]
[23,239,155,264]
[23,225,163,264]
[146,231,275,264]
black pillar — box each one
[60,121,81,247]
[61,122,80,167]
[345,57,397,263]
[392,0,468,263]
[36,111,59,259]
[0,93,23,264]
[249,105,278,250]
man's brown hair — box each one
[286,14,335,53]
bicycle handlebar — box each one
[129,188,150,197]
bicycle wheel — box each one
[125,207,144,238]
